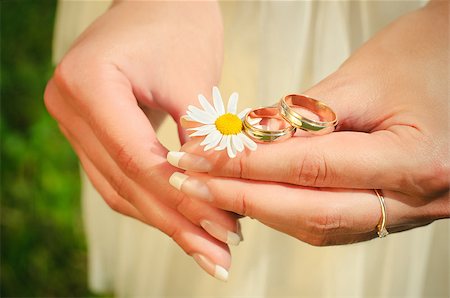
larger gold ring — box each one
[279,94,338,134]
[374,189,389,238]
[243,107,296,143]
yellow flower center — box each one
[215,113,243,135]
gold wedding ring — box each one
[374,189,389,238]
[243,107,296,143]
[279,94,338,135]
[242,94,337,143]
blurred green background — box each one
[1,1,97,296]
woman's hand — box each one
[168,1,449,245]
[44,1,238,280]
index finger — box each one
[171,129,412,194]
[53,62,179,196]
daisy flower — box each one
[185,87,258,158]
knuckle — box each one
[44,59,86,122]
[238,151,261,181]
[307,208,345,236]
[294,231,332,247]
[291,151,331,186]
[166,223,182,242]
[115,145,142,179]
[52,57,77,96]
[44,80,70,125]
[173,191,192,215]
[103,193,123,213]
[212,153,246,178]
[224,153,245,178]
[237,153,246,178]
[404,159,450,198]
[233,189,252,217]
[308,232,365,246]
[418,161,450,197]
[399,133,450,198]
[108,172,132,204]
[308,235,333,247]
[52,54,106,105]
[168,224,195,256]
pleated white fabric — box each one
[54,1,449,297]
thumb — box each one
[302,71,380,133]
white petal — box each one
[238,108,251,119]
[198,94,218,117]
[212,86,225,115]
[200,130,221,146]
[248,117,262,126]
[227,92,238,114]
[215,135,229,151]
[231,134,244,152]
[187,124,215,131]
[226,136,237,158]
[189,125,216,137]
[204,134,223,151]
[187,110,214,125]
[188,105,216,122]
[239,133,257,151]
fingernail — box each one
[168,172,213,202]
[192,253,229,282]
[167,151,213,172]
[236,220,244,242]
[180,115,191,128]
[200,220,241,246]
[168,172,189,190]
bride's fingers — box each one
[171,172,448,246]
[59,125,233,280]
[50,64,174,193]
[60,125,146,221]
[45,80,241,246]
[175,128,422,195]
[178,172,380,234]
[173,71,445,198]
[76,120,241,245]
[261,220,376,246]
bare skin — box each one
[44,1,237,279]
[172,1,449,246]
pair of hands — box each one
[44,1,449,281]
[175,0,449,245]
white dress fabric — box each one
[53,1,449,297]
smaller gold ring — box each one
[279,94,338,134]
[374,189,389,238]
[243,107,296,143]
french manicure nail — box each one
[167,151,186,168]
[192,253,229,282]
[168,172,189,190]
[168,172,213,202]
[167,151,213,172]
[200,220,241,246]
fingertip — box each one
[192,253,229,282]
[167,151,213,172]
[167,151,185,168]
[168,172,189,190]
